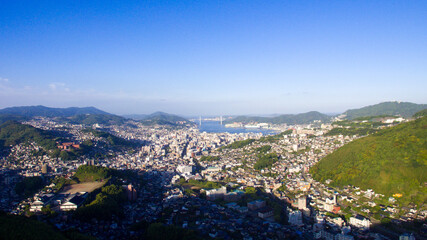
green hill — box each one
[413,109,427,118]
[0,121,100,159]
[344,101,427,120]
[140,112,194,126]
[226,111,331,125]
[311,116,427,205]
[73,165,115,182]
[0,121,58,151]
[82,129,139,149]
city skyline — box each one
[1,1,426,115]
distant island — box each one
[224,111,331,125]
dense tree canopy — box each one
[73,165,115,182]
[222,139,255,149]
[254,152,278,170]
[74,184,126,221]
[0,214,67,240]
[15,176,45,197]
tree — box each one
[15,177,44,197]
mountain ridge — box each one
[225,111,331,125]
[0,105,110,118]
[343,101,427,120]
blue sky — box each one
[0,1,426,115]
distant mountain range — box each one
[1,101,426,126]
[224,101,427,124]
[225,111,331,125]
[343,101,427,120]
[0,106,193,126]
[0,106,126,126]
[311,115,427,205]
[0,105,110,118]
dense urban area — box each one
[0,104,426,240]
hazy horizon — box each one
[1,1,426,115]
[0,101,425,118]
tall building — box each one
[297,196,307,210]
[288,209,303,226]
[126,184,137,201]
[41,164,49,174]
[206,186,227,201]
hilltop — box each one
[226,111,331,125]
[310,116,427,205]
[343,101,427,120]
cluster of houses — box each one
[1,115,422,239]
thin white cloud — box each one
[0,81,158,107]
[0,77,9,83]
[48,82,67,91]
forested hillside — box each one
[311,116,427,205]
